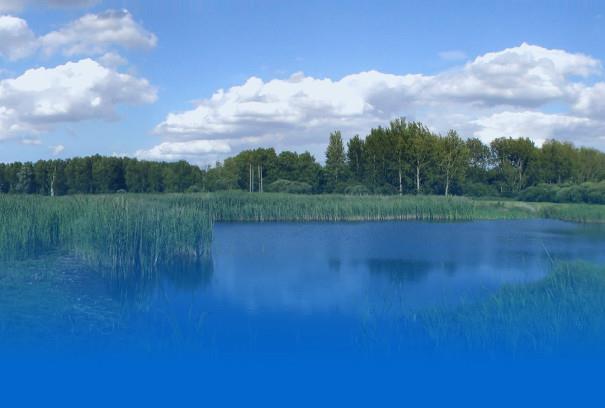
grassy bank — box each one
[417,262,605,357]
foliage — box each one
[520,181,605,205]
[344,184,371,195]
[1,118,605,203]
[265,179,313,194]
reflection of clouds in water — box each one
[209,221,605,315]
[211,256,371,315]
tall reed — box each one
[0,194,213,277]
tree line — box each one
[2,118,605,200]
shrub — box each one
[264,179,313,194]
[518,184,558,202]
[462,182,499,198]
[344,184,371,196]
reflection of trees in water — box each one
[365,259,458,283]
[104,257,214,302]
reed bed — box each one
[418,262,605,356]
[1,192,604,279]
[0,194,213,277]
[539,203,605,223]
[207,192,515,222]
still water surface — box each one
[2,219,605,359]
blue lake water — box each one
[3,219,605,404]
[3,219,605,359]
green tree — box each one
[539,140,576,184]
[408,122,436,194]
[575,147,605,183]
[346,135,365,182]
[465,138,492,184]
[15,163,35,194]
[325,131,347,192]
[438,130,469,196]
[491,137,538,194]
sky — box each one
[0,0,604,165]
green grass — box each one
[415,262,605,357]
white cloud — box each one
[429,43,601,107]
[471,111,601,146]
[0,58,156,140]
[573,82,605,119]
[40,9,157,56]
[50,144,65,155]
[21,137,42,145]
[136,140,231,162]
[148,43,605,162]
[98,51,127,68]
[0,9,155,60]
[0,0,98,12]
[0,15,38,60]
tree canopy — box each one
[2,118,605,204]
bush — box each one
[462,182,499,198]
[372,184,398,195]
[185,185,203,193]
[519,182,605,205]
[265,179,313,194]
[344,184,371,196]
[518,184,558,202]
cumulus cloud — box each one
[0,9,155,60]
[471,111,601,146]
[136,140,232,162]
[0,15,38,60]
[40,9,157,56]
[97,51,127,68]
[0,58,156,140]
[50,144,65,155]
[429,43,601,107]
[148,43,605,162]
[573,83,605,119]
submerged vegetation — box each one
[418,262,605,357]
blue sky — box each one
[1,0,604,164]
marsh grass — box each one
[417,262,605,357]
[208,192,534,222]
[1,192,603,280]
[539,203,605,223]
[0,194,213,277]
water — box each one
[2,219,605,404]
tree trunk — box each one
[399,168,403,196]
[416,163,420,194]
[445,169,450,197]
[50,169,56,197]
